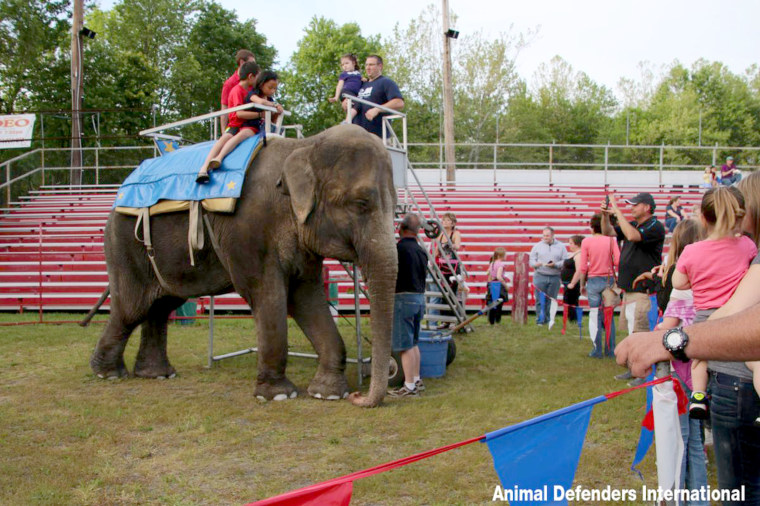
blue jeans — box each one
[708,371,760,505]
[392,293,425,352]
[533,273,560,324]
[665,217,678,233]
[721,173,741,186]
[679,414,709,505]
[585,276,616,357]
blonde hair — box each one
[490,247,506,263]
[441,212,457,225]
[737,171,760,247]
[700,186,745,238]
[662,218,704,286]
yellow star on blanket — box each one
[226,181,236,191]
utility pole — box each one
[442,0,456,184]
[70,0,84,186]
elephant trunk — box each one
[349,237,398,407]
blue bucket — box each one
[488,281,501,302]
[418,331,451,378]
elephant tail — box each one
[79,286,110,327]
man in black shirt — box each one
[388,213,427,398]
[601,192,665,382]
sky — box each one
[98,0,760,94]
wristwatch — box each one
[662,327,690,362]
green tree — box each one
[171,0,276,140]
[0,0,69,112]
[280,16,382,136]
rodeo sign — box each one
[0,114,36,149]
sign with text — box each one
[0,114,36,149]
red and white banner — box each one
[0,114,36,149]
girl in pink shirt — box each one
[486,247,510,324]
[673,186,758,419]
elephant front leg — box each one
[290,277,349,400]
[250,282,298,401]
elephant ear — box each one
[281,146,316,224]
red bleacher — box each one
[0,184,702,312]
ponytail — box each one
[700,186,745,238]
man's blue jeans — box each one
[708,371,760,505]
[392,293,425,352]
[533,273,560,324]
[679,414,708,505]
[721,173,742,186]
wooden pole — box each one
[70,0,84,186]
[512,252,529,325]
[442,0,456,185]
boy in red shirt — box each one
[197,61,261,183]
[220,50,255,130]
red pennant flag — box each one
[248,481,352,506]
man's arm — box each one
[529,245,541,268]
[220,104,229,130]
[616,302,760,377]
[606,194,642,242]
[365,98,405,121]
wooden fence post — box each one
[512,252,529,324]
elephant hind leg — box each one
[91,314,140,379]
[133,296,185,379]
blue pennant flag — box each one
[484,396,606,506]
[631,368,656,479]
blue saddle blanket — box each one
[113,134,263,209]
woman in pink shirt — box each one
[573,212,620,358]
[673,186,757,420]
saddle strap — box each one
[188,201,205,266]
[134,208,171,290]
[203,214,224,260]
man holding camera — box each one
[529,227,568,329]
[601,192,665,383]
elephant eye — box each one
[354,198,370,211]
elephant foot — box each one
[255,377,298,401]
[90,354,128,380]
[307,370,349,401]
[133,360,176,379]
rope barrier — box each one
[247,376,674,505]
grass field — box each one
[0,312,714,505]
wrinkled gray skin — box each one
[90,124,398,407]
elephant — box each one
[88,124,398,407]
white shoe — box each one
[548,320,555,330]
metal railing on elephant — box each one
[342,94,470,332]
[138,101,294,139]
